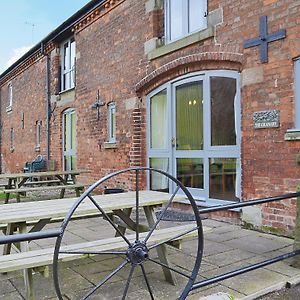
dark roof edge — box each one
[0,0,105,81]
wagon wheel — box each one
[53,167,203,299]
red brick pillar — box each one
[129,108,142,168]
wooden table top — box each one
[0,191,183,224]
[0,169,90,179]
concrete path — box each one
[0,211,300,299]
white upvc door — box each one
[63,109,77,171]
[147,71,241,204]
[171,75,205,198]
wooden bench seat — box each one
[3,183,85,203]
[0,224,198,299]
[24,180,61,186]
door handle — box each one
[171,137,176,147]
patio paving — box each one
[0,212,300,299]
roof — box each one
[0,0,105,81]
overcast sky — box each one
[0,0,90,74]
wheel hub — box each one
[127,242,149,265]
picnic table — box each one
[0,169,89,203]
[0,190,201,299]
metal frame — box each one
[147,70,241,205]
[0,168,299,299]
[53,167,203,300]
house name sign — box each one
[253,110,279,129]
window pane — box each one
[70,39,76,67]
[176,82,203,150]
[149,158,169,192]
[64,72,70,90]
[64,114,71,151]
[150,90,168,149]
[111,107,116,139]
[8,84,12,107]
[189,0,206,32]
[211,77,236,146]
[170,0,183,40]
[177,158,203,189]
[70,39,76,88]
[63,42,69,70]
[209,158,238,201]
[71,113,76,149]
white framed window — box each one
[107,102,116,143]
[295,58,300,129]
[6,82,13,111]
[165,0,207,42]
[61,37,76,91]
[35,120,42,150]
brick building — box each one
[0,0,299,235]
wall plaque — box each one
[253,110,279,129]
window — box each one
[165,0,207,42]
[108,102,116,143]
[295,58,300,129]
[6,83,13,111]
[35,121,42,150]
[61,37,76,91]
[147,71,241,204]
[10,128,14,151]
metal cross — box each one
[244,16,286,63]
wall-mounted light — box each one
[91,89,106,120]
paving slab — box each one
[1,216,300,299]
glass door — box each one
[172,78,205,198]
[147,71,241,203]
[63,109,77,171]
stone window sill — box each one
[103,142,117,149]
[59,87,75,95]
[284,129,300,141]
[148,27,214,60]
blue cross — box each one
[244,16,286,63]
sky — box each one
[0,0,91,74]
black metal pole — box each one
[0,229,61,245]
[191,250,300,290]
[199,192,300,214]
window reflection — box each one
[177,158,203,189]
[209,158,238,201]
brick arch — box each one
[135,52,244,95]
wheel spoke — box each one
[140,264,154,300]
[148,225,199,250]
[87,194,131,246]
[143,185,180,244]
[81,259,128,300]
[59,250,127,255]
[147,257,191,279]
[135,169,140,242]
[122,264,135,300]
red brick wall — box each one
[0,58,47,172]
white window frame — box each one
[61,37,76,92]
[35,120,42,150]
[165,0,207,43]
[147,70,241,205]
[295,58,300,129]
[6,82,13,112]
[107,102,116,143]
